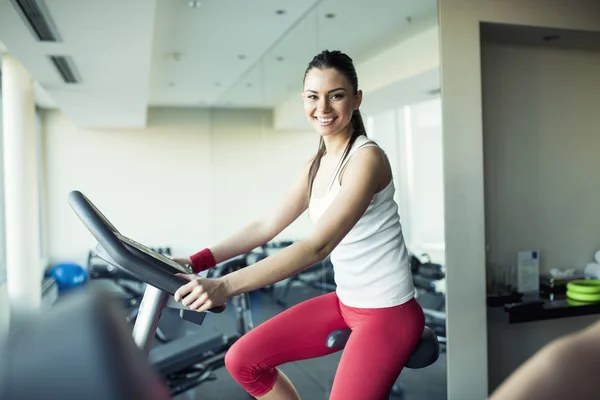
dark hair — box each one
[304,50,367,198]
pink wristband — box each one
[189,248,217,274]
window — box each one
[366,97,445,260]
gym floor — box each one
[166,283,447,400]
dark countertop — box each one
[500,294,600,324]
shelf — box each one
[502,296,600,324]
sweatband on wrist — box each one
[189,248,217,274]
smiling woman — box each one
[301,51,365,200]
[175,49,424,400]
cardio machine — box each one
[65,190,439,398]
[68,190,253,396]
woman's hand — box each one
[174,274,232,313]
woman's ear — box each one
[354,90,363,110]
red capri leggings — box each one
[224,292,425,399]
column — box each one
[1,54,41,321]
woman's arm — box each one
[188,161,312,266]
[489,320,600,400]
[221,146,386,296]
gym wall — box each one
[0,92,7,337]
[42,107,315,268]
[0,287,7,337]
[482,42,600,275]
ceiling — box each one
[0,0,438,128]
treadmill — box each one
[68,190,238,395]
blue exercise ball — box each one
[47,262,87,292]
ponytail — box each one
[307,138,327,198]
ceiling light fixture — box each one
[543,34,560,42]
[325,13,336,19]
[276,56,284,62]
[275,9,286,15]
[238,54,246,60]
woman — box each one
[174,50,424,400]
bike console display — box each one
[68,190,192,295]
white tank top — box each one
[308,135,415,308]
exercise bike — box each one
[78,198,254,397]
[67,190,439,398]
[88,250,255,348]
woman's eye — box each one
[331,94,344,100]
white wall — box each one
[438,1,600,399]
[0,94,7,337]
[43,107,316,268]
[483,41,600,391]
[483,43,600,273]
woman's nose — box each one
[317,98,329,112]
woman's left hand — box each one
[174,274,231,312]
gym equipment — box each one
[326,326,440,397]
[411,253,447,350]
[68,190,253,396]
[45,262,87,292]
[41,276,59,310]
[0,288,170,400]
[88,247,255,346]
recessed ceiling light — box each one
[275,9,286,15]
[405,16,412,23]
[188,1,201,9]
[276,56,284,62]
[238,54,246,60]
[325,13,336,19]
[543,34,560,42]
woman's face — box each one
[302,67,362,138]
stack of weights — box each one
[566,280,600,306]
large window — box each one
[367,97,445,261]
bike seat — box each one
[325,326,440,369]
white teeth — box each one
[316,117,334,123]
